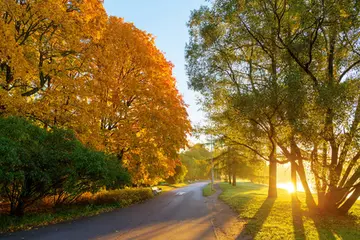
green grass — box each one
[219,182,360,240]
[203,183,216,197]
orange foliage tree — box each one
[0,0,107,121]
[87,17,191,185]
[0,1,191,185]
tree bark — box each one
[339,187,360,214]
[296,160,317,210]
[228,163,232,184]
[232,171,236,186]
[318,143,328,210]
[14,200,25,217]
[290,138,298,200]
[291,161,298,200]
[232,161,237,186]
[10,202,17,216]
[268,156,277,198]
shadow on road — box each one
[1,182,216,240]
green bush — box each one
[51,144,109,206]
[0,117,130,216]
[103,156,131,190]
[0,117,51,216]
[93,188,153,206]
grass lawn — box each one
[219,182,360,240]
[203,183,216,197]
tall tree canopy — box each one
[187,0,360,214]
[0,0,191,185]
[88,17,191,184]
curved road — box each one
[2,182,216,240]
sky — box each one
[104,0,207,128]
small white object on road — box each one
[175,192,186,196]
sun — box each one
[277,182,295,194]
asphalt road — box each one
[1,182,216,240]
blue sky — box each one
[104,0,207,127]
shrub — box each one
[93,188,153,206]
[50,145,109,206]
[0,117,130,216]
[51,147,131,206]
[103,156,131,190]
[0,117,50,216]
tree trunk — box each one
[14,200,25,217]
[10,197,25,216]
[318,143,328,210]
[339,187,360,214]
[268,157,277,198]
[232,171,236,186]
[10,201,16,216]
[296,160,317,210]
[324,188,341,211]
[291,161,298,200]
[228,172,232,184]
[117,149,124,162]
[290,138,298,199]
[232,161,237,186]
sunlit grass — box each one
[202,183,216,197]
[219,182,360,240]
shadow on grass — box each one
[293,201,360,240]
[291,196,305,240]
[219,182,267,211]
[308,210,359,240]
[292,195,337,240]
[311,216,336,240]
[236,197,275,240]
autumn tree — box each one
[83,17,191,185]
[0,0,107,121]
[0,2,191,186]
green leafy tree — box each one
[0,117,129,216]
[187,0,360,214]
[180,144,212,180]
[186,3,285,197]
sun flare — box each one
[277,182,295,194]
